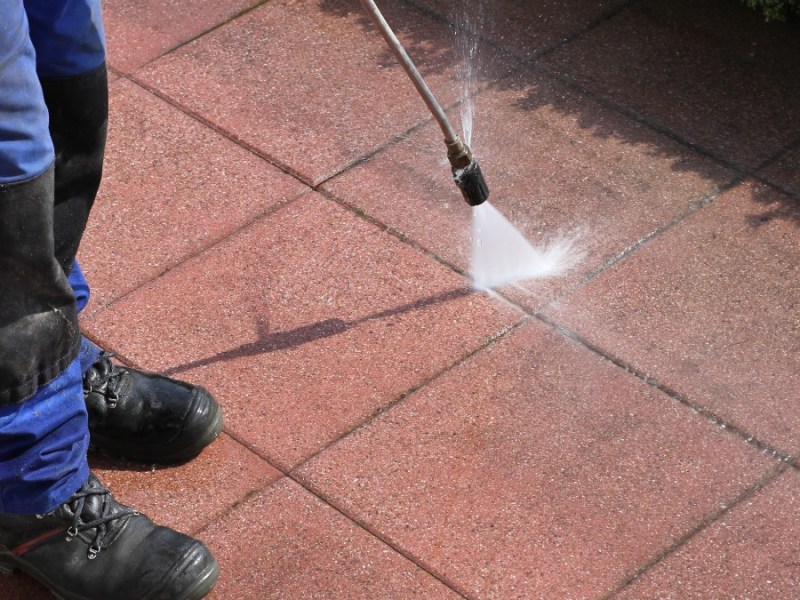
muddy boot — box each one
[0,473,219,600]
[83,352,223,463]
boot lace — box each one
[63,480,138,560]
[83,351,125,408]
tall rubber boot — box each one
[0,166,80,404]
[41,64,108,275]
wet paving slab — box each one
[541,180,800,457]
[294,320,780,599]
[322,65,734,312]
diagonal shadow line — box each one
[162,286,474,377]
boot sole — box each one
[0,548,220,600]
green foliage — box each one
[742,0,800,20]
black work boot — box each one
[83,352,223,463]
[0,473,219,600]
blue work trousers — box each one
[0,0,105,514]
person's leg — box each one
[24,0,107,275]
[66,262,102,372]
[0,0,87,510]
[0,3,218,597]
[26,0,224,464]
[0,360,89,514]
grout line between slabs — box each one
[315,186,474,279]
[292,318,527,472]
[602,462,791,599]
[109,0,274,77]
[530,184,738,313]
[532,0,645,61]
[289,470,477,600]
[117,74,316,189]
[536,314,797,464]
[752,130,800,175]
[80,188,310,333]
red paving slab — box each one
[88,432,281,535]
[295,320,779,600]
[201,478,463,600]
[80,192,523,471]
[542,180,800,456]
[540,0,800,171]
[323,66,732,311]
[104,0,260,72]
[613,468,800,599]
[77,77,307,313]
[133,0,516,185]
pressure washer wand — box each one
[359,0,489,206]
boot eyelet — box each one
[88,544,100,559]
[66,526,78,541]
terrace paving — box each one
[5,0,799,598]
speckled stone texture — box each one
[103,0,261,72]
[542,181,800,456]
[77,78,307,313]
[614,469,800,599]
[200,478,464,600]
[89,433,282,534]
[295,321,778,599]
[4,1,797,598]
[134,0,516,185]
[80,193,523,471]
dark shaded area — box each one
[161,286,473,377]
[319,0,800,226]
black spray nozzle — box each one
[446,137,489,206]
[453,159,490,206]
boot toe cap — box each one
[137,530,219,600]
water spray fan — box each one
[360,0,489,206]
